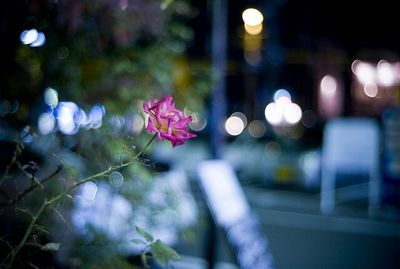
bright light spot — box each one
[265,94,302,126]
[283,103,302,125]
[56,101,79,135]
[44,87,58,108]
[377,60,395,86]
[264,141,281,159]
[363,81,378,97]
[355,62,375,83]
[225,116,245,136]
[244,23,263,35]
[274,89,291,103]
[82,182,97,201]
[301,109,317,128]
[248,120,265,138]
[231,112,248,127]
[30,32,46,47]
[276,96,291,108]
[38,112,55,135]
[320,75,337,98]
[242,8,264,26]
[264,103,283,126]
[20,29,38,45]
[109,171,124,187]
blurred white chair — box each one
[320,118,381,216]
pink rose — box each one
[143,96,197,147]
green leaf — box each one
[150,239,180,265]
[131,238,147,245]
[41,242,60,252]
[135,225,154,242]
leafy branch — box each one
[133,225,180,268]
[0,140,24,188]
[0,164,64,208]
[1,134,157,269]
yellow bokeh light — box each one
[244,23,263,35]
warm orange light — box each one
[244,23,263,35]
[242,8,264,35]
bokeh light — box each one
[265,103,283,126]
[56,101,79,135]
[30,32,46,47]
[320,75,337,98]
[57,47,69,59]
[74,108,88,126]
[354,62,375,84]
[283,103,302,125]
[189,112,207,132]
[363,81,378,97]
[248,120,266,138]
[377,60,395,86]
[20,29,46,47]
[265,89,302,126]
[82,182,97,201]
[109,171,124,187]
[242,8,264,36]
[130,114,144,134]
[38,112,55,135]
[351,59,361,74]
[231,112,248,128]
[44,87,58,108]
[301,109,317,128]
[274,89,291,103]
[20,29,38,45]
[244,23,263,35]
[300,150,320,188]
[244,50,262,66]
[225,116,245,136]
[242,8,264,26]
[89,104,105,129]
[109,115,125,134]
[264,141,281,159]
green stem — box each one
[5,200,47,268]
[0,141,23,188]
[49,134,157,204]
[0,164,63,208]
[4,134,156,268]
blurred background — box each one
[1,0,400,268]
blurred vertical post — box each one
[210,0,227,159]
[205,1,227,269]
